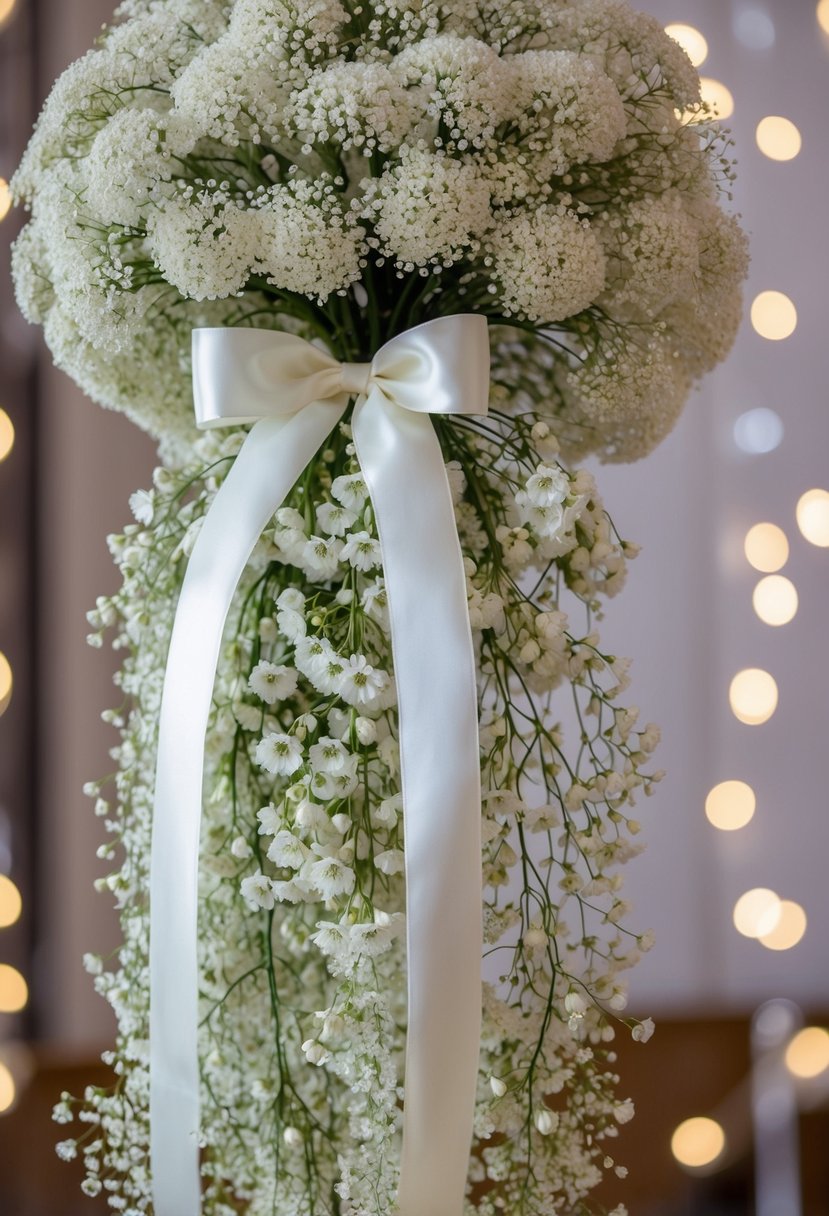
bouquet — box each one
[12,1,747,1213]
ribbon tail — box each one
[150,404,345,1216]
[353,391,483,1216]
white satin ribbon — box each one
[150,315,489,1216]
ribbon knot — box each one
[340,360,373,396]
[151,315,490,1216]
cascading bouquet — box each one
[12,0,747,1213]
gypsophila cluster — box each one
[13,0,746,463]
[60,402,661,1214]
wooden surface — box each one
[1,1020,828,1215]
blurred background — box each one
[0,0,827,1212]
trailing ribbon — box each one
[150,315,490,1216]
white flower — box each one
[266,829,310,869]
[374,848,404,876]
[128,489,154,526]
[301,1038,331,1066]
[490,1076,507,1098]
[307,855,355,900]
[632,1017,655,1043]
[230,835,253,859]
[257,803,281,835]
[340,531,382,572]
[316,501,357,536]
[248,661,299,704]
[534,1109,559,1136]
[522,465,570,509]
[301,534,343,580]
[331,473,368,510]
[240,870,275,911]
[614,1098,636,1125]
[255,732,304,776]
[340,654,391,708]
[309,736,351,775]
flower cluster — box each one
[58,400,662,1213]
[13,0,746,463]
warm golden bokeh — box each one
[759,900,807,951]
[752,575,798,627]
[665,23,709,66]
[0,875,23,930]
[756,116,802,161]
[671,1117,726,1170]
[729,668,778,726]
[744,522,789,573]
[733,888,781,939]
[786,1026,829,1078]
[705,780,756,831]
[751,291,798,340]
[796,488,829,547]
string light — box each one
[796,488,829,547]
[705,780,756,831]
[744,522,789,573]
[0,875,22,929]
[785,1026,829,1078]
[751,291,798,340]
[733,888,781,938]
[671,1117,726,1169]
[729,668,778,725]
[0,964,28,1014]
[759,900,807,951]
[699,78,735,119]
[752,575,798,627]
[665,23,709,66]
[0,409,14,463]
[756,116,802,161]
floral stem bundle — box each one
[14,0,747,1212]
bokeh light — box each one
[751,291,797,340]
[0,875,22,929]
[734,407,784,455]
[796,489,829,547]
[665,23,709,66]
[0,964,28,1014]
[699,78,735,119]
[759,900,807,951]
[0,1061,14,1115]
[733,888,781,938]
[0,652,12,717]
[729,668,778,725]
[818,0,829,37]
[786,1026,829,1078]
[0,409,14,463]
[0,178,10,223]
[744,522,789,573]
[752,575,798,627]
[756,116,802,161]
[705,780,756,831]
[671,1117,726,1170]
[733,8,776,50]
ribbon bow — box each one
[150,315,489,1216]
